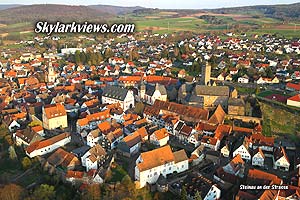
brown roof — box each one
[144,100,209,122]
[137,145,175,171]
[173,149,188,163]
[248,169,282,185]
[66,170,84,179]
[47,148,80,167]
[208,105,226,125]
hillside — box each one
[89,5,144,15]
[209,3,300,21]
[0,4,22,10]
[0,4,113,24]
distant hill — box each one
[0,4,22,10]
[209,3,300,20]
[0,4,113,24]
[89,4,144,15]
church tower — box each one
[47,62,56,83]
[201,62,211,86]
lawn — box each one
[236,86,256,95]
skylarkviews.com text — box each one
[35,21,135,35]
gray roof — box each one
[194,85,230,96]
[102,85,129,101]
[145,83,167,96]
[228,98,245,106]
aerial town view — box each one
[0,0,300,199]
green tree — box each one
[104,48,114,60]
[21,157,32,169]
[8,146,17,160]
[195,191,202,200]
[265,67,273,78]
[32,184,55,200]
[96,53,103,64]
[75,50,81,64]
[134,102,145,115]
[181,186,187,200]
[80,52,87,64]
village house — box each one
[252,147,265,167]
[118,132,142,157]
[140,83,167,105]
[81,144,108,172]
[238,75,250,84]
[102,85,135,111]
[273,146,290,172]
[100,128,124,150]
[150,128,169,147]
[46,148,80,171]
[135,145,189,188]
[256,77,280,84]
[25,133,71,158]
[233,137,252,161]
[223,154,245,178]
[42,103,68,130]
[287,94,300,108]
[14,128,44,146]
[76,109,111,134]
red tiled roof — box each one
[44,104,66,119]
[66,170,84,179]
[26,133,70,154]
[288,94,300,102]
[287,83,300,91]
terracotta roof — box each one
[66,170,84,179]
[288,94,300,102]
[97,121,111,133]
[26,133,70,154]
[286,83,300,91]
[214,124,232,140]
[86,109,110,122]
[44,103,67,119]
[233,126,253,133]
[248,169,282,185]
[12,112,27,120]
[153,128,169,140]
[250,133,274,147]
[123,132,141,147]
[135,127,148,139]
[137,145,175,171]
[118,76,142,83]
[77,118,89,127]
[31,125,43,133]
[144,100,209,122]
